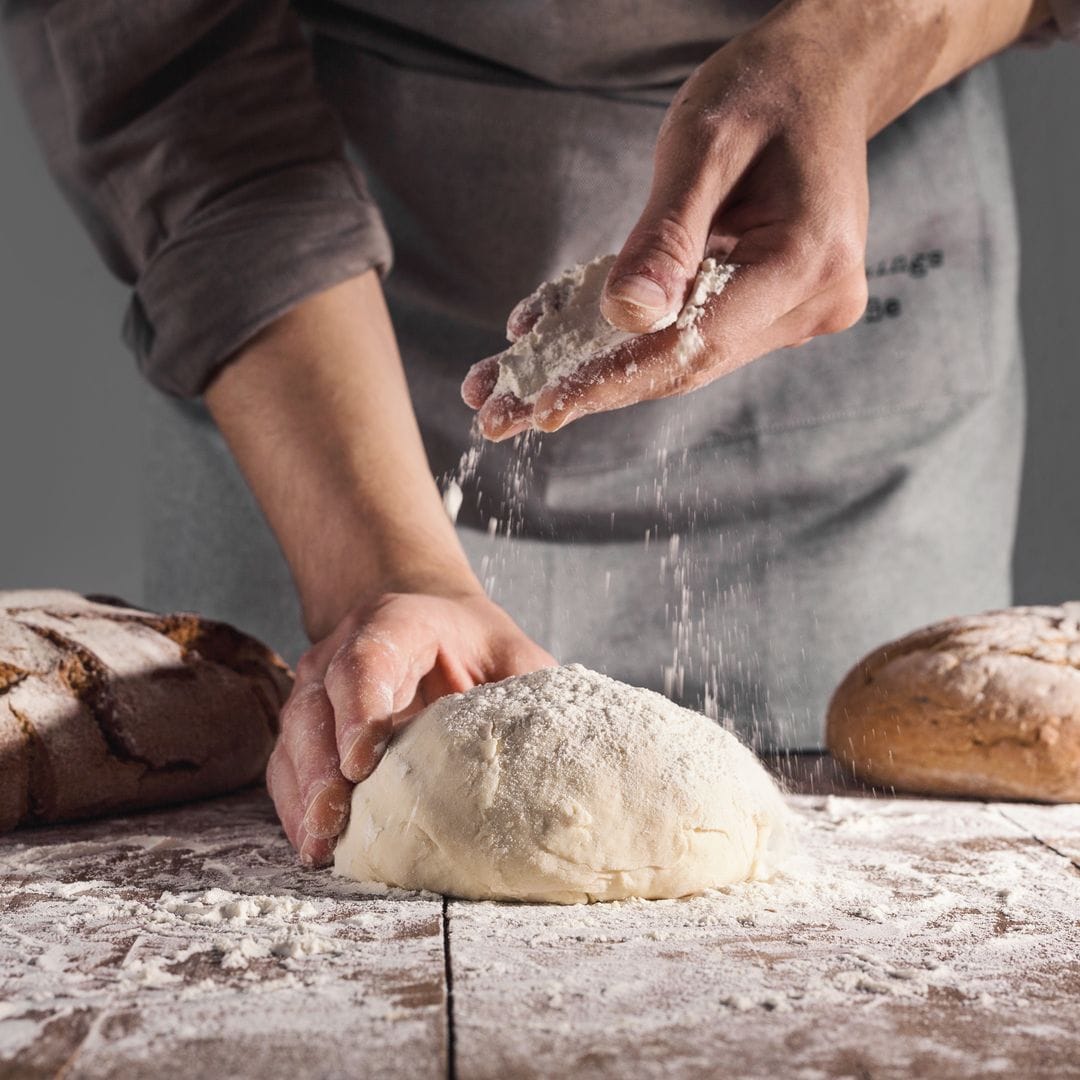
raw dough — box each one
[334,664,788,903]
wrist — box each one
[299,544,484,643]
[205,273,489,645]
[712,1,884,143]
[764,0,909,131]
[759,0,1049,138]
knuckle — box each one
[813,312,849,338]
[279,685,326,752]
[331,633,391,681]
[666,367,698,396]
[841,277,870,324]
[787,224,864,295]
[816,231,864,290]
[698,339,729,375]
[340,608,367,634]
[373,590,414,612]
[277,713,305,764]
[501,642,546,675]
[326,636,397,718]
[294,651,320,684]
[818,278,869,336]
[660,95,738,162]
[278,695,302,737]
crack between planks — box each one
[991,804,1080,872]
[442,896,457,1080]
[51,1006,105,1080]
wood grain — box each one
[994,801,1080,870]
[0,792,446,1079]
[2,765,1078,1079]
[448,793,1080,1080]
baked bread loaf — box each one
[827,604,1080,802]
[0,590,291,830]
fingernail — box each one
[607,274,668,312]
[550,409,581,433]
[299,836,320,867]
[302,782,339,837]
[341,734,365,778]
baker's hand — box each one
[266,591,554,866]
[464,4,876,440]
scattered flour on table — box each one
[2,789,1079,1072]
[447,794,1080,1034]
[160,888,317,925]
[491,254,736,406]
[0,798,447,1067]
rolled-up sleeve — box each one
[3,0,393,397]
[1026,0,1080,43]
[1047,0,1080,39]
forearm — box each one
[746,0,1050,138]
[205,271,480,641]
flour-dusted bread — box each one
[826,604,1080,802]
[0,590,292,830]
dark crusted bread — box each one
[826,604,1080,802]
[0,590,291,830]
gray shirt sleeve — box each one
[2,0,393,397]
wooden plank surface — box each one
[448,791,1080,1079]
[3,769,1079,1080]
[0,791,446,1079]
[994,802,1080,870]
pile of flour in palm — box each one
[492,254,736,405]
[334,664,788,904]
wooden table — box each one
[2,757,1078,1079]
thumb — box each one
[601,164,721,334]
[603,105,758,334]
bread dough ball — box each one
[827,604,1080,801]
[333,665,788,903]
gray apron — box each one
[142,34,1023,750]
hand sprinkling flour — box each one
[462,255,735,440]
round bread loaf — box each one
[826,604,1080,802]
[0,590,292,830]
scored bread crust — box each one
[0,590,292,830]
[826,604,1080,802]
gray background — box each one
[1,47,1077,615]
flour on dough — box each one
[333,664,788,904]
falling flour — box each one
[492,254,736,405]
